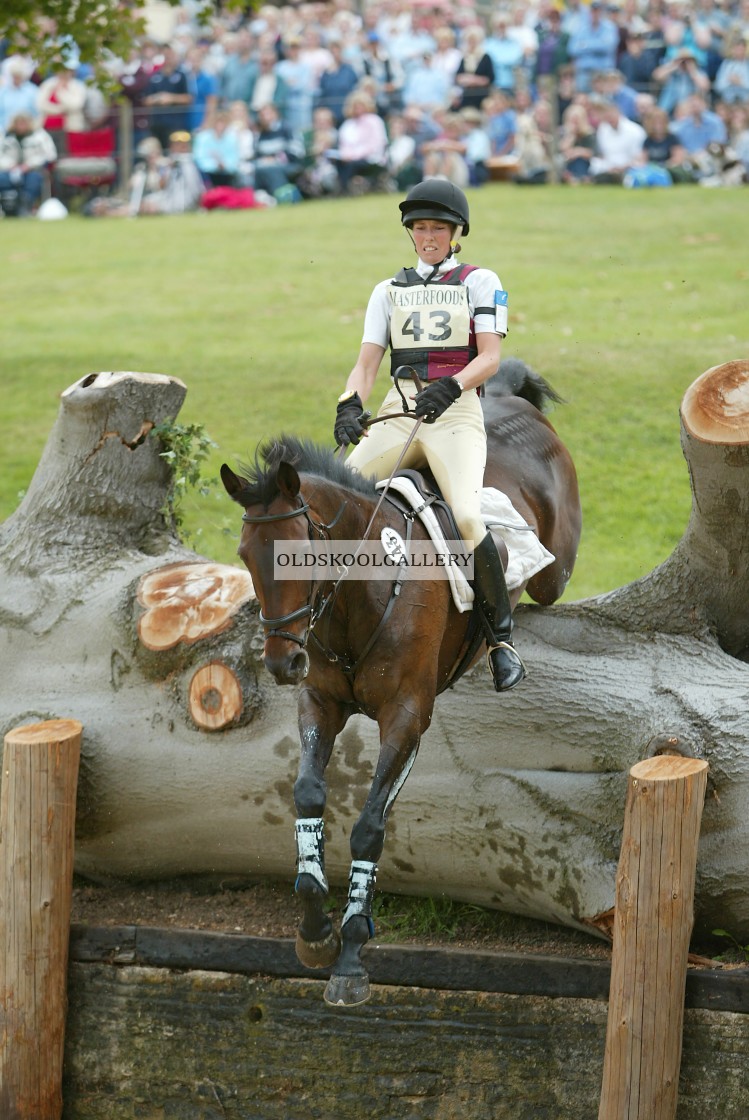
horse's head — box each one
[221,460,312,686]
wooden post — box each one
[0,719,82,1120]
[598,755,709,1120]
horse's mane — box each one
[236,434,378,508]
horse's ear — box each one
[220,463,245,503]
[277,461,300,500]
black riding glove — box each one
[412,377,462,423]
[334,391,366,447]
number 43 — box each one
[401,310,452,342]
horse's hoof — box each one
[323,972,371,1007]
[295,928,341,969]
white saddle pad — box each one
[376,477,555,613]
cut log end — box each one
[188,662,244,731]
[137,562,255,651]
[62,370,187,399]
[4,718,83,747]
[681,360,749,445]
[630,755,709,782]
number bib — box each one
[389,283,471,351]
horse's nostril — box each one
[292,650,310,680]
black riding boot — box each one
[472,532,526,692]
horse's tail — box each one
[488,357,565,413]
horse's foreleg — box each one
[324,704,423,1007]
[293,692,346,969]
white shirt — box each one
[591,116,646,173]
[362,254,507,346]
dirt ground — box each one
[70,874,749,971]
[70,873,616,960]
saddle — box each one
[377,468,556,608]
[386,468,463,546]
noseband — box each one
[242,495,345,647]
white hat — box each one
[37,198,69,221]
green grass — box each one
[2,187,747,599]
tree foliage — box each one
[1,2,155,73]
[0,1,233,81]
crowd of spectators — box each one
[1,0,749,216]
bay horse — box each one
[220,358,581,1007]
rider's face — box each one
[411,220,454,264]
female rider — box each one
[334,179,525,691]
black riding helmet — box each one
[399,180,470,236]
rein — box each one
[248,367,425,668]
[335,364,425,546]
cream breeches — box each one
[346,384,487,548]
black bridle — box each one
[242,496,346,647]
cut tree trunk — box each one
[1,362,748,938]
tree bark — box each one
[1,363,748,939]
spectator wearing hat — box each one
[653,46,710,115]
[0,59,39,134]
[568,0,620,91]
[0,112,56,215]
[91,131,203,217]
[140,129,204,213]
[144,45,192,150]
